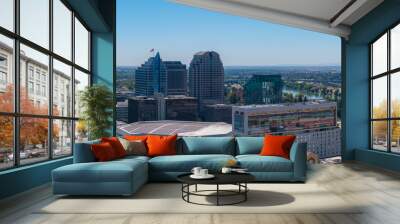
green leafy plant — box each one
[79,84,114,140]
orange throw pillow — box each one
[124,135,148,141]
[260,135,296,159]
[91,142,117,162]
[101,137,127,158]
[146,135,177,157]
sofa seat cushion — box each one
[149,154,235,172]
[236,155,293,172]
[53,159,147,183]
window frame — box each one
[0,0,92,171]
[370,21,400,154]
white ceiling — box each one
[171,0,384,38]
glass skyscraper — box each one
[244,74,283,105]
[135,52,167,96]
[188,51,224,111]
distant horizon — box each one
[117,0,340,67]
[117,64,341,68]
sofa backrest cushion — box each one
[73,139,100,163]
[235,137,264,155]
[180,137,235,155]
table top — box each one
[177,172,255,185]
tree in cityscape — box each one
[0,85,59,152]
[372,99,400,144]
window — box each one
[53,119,72,158]
[53,0,72,60]
[28,81,34,94]
[0,116,13,170]
[74,17,90,70]
[28,67,34,80]
[74,69,89,118]
[20,0,49,49]
[0,71,6,85]
[0,0,14,32]
[53,59,72,117]
[0,0,91,169]
[0,34,13,113]
[370,23,400,153]
[0,55,7,67]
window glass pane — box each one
[372,33,387,76]
[0,0,14,31]
[53,0,72,60]
[391,72,400,118]
[74,69,89,118]
[372,76,387,119]
[53,59,72,117]
[20,0,49,49]
[0,35,14,112]
[0,116,13,170]
[53,119,72,157]
[20,117,49,165]
[392,24,400,70]
[74,18,89,70]
[372,121,388,151]
[20,44,49,115]
[391,120,400,153]
[75,120,88,143]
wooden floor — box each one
[1,162,400,224]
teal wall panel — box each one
[0,158,72,199]
[91,32,116,135]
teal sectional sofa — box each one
[52,137,307,196]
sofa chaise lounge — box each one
[52,137,307,196]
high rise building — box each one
[135,52,167,96]
[188,51,224,111]
[244,75,283,105]
[164,61,187,95]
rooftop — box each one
[233,100,337,111]
[117,120,232,137]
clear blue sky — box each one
[117,0,341,67]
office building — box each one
[127,95,198,122]
[164,61,187,95]
[232,101,337,136]
[203,104,232,124]
[165,95,198,121]
[135,52,167,96]
[244,75,283,105]
[116,100,128,122]
[188,51,224,111]
[127,96,157,122]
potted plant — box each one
[79,84,114,140]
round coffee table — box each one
[177,173,255,206]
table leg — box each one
[245,183,247,201]
[195,184,198,192]
[217,184,219,206]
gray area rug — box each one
[37,183,362,214]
